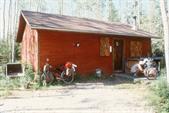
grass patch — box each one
[0,64,42,97]
[0,76,21,97]
[147,69,169,113]
[0,89,11,97]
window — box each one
[130,41,142,57]
[100,38,110,56]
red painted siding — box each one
[124,37,151,59]
[142,38,152,56]
[39,31,113,74]
[20,25,152,75]
[21,24,38,72]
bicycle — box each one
[41,59,77,86]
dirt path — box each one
[0,80,154,113]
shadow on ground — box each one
[73,73,134,86]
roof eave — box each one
[31,27,159,39]
[16,11,32,43]
[16,12,26,42]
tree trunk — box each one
[59,0,63,15]
[137,0,140,28]
[108,0,113,21]
[12,0,19,63]
[160,0,169,83]
[30,0,32,9]
[149,0,155,33]
[3,0,6,39]
[96,0,101,19]
[8,0,12,62]
[37,0,42,11]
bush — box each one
[152,39,164,57]
[0,75,22,97]
[24,64,34,80]
[0,75,26,90]
[0,64,42,97]
[24,64,42,89]
[148,70,169,113]
[15,43,21,61]
[0,39,11,62]
[0,64,35,91]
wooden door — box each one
[113,40,124,71]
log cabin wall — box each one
[21,27,151,75]
[123,37,152,73]
[142,38,152,56]
[37,30,152,75]
[21,26,152,75]
[16,11,156,75]
[38,30,113,75]
[21,24,39,72]
[106,36,152,71]
[125,37,151,58]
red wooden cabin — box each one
[16,10,158,75]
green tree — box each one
[0,39,11,62]
[108,0,119,22]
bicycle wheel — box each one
[61,71,74,84]
[41,73,47,86]
[144,68,157,80]
[147,74,157,80]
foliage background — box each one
[0,0,165,62]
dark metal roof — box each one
[16,10,159,42]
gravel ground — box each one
[0,77,154,113]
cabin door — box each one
[113,40,124,72]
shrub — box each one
[24,64,42,89]
[0,64,35,90]
[148,70,169,113]
[152,39,164,57]
[0,75,21,97]
[0,64,41,97]
[0,75,26,90]
[24,64,34,81]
